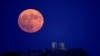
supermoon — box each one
[18,9,44,33]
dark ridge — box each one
[0,48,88,56]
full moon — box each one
[18,9,44,33]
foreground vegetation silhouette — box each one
[0,48,88,56]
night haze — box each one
[0,0,100,56]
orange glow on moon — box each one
[18,9,44,33]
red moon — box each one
[18,9,44,33]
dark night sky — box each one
[0,0,100,56]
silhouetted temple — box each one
[0,42,88,56]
